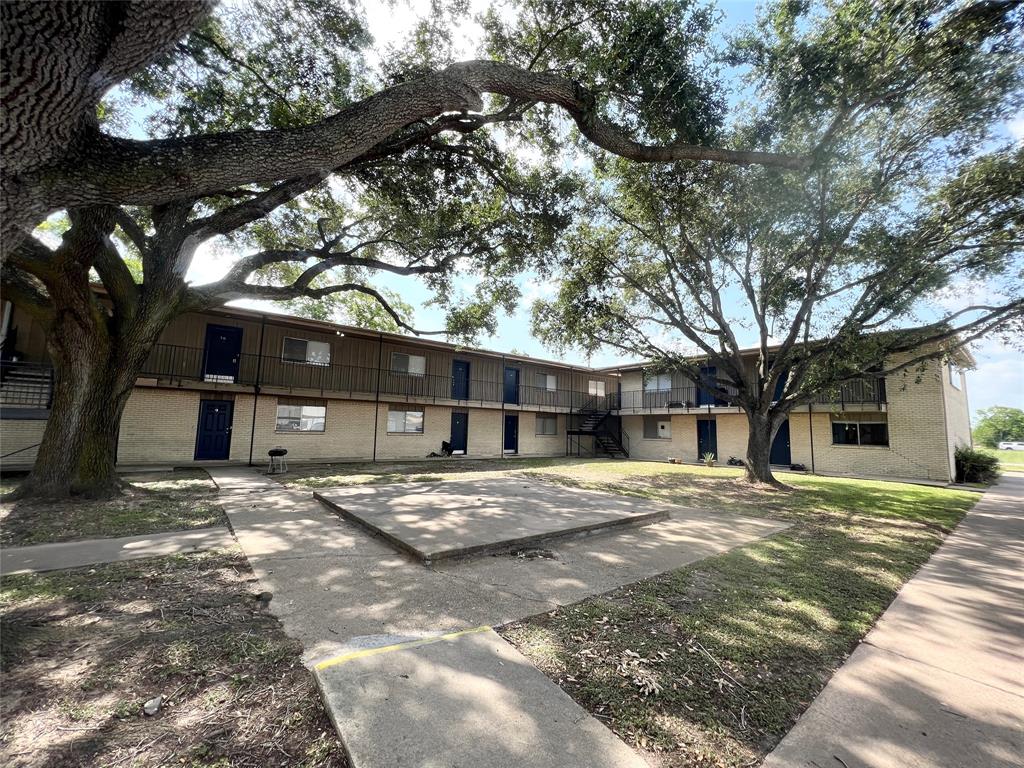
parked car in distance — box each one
[997,441,1024,450]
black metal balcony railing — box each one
[0,360,54,409]
[812,377,887,407]
[617,377,886,411]
[139,343,620,410]
[0,346,890,416]
[617,383,741,411]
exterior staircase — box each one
[567,409,629,458]
[0,362,53,411]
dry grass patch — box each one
[278,456,583,489]
[0,547,346,768]
[1,470,226,546]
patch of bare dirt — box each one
[0,548,347,768]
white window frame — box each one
[644,373,672,392]
[275,403,327,433]
[536,414,558,436]
[391,352,426,377]
[948,363,962,390]
[282,337,331,366]
[588,380,606,397]
[387,408,425,434]
[535,373,557,392]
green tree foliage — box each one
[973,406,1024,447]
[125,0,371,133]
[7,0,758,497]
[482,0,726,145]
[531,0,1024,484]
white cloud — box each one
[521,275,557,304]
[362,0,492,70]
[931,278,999,312]
[1007,114,1024,143]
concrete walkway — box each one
[0,526,234,575]
[763,473,1024,768]
[208,466,787,768]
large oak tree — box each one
[1,0,801,253]
[532,0,1024,484]
[2,0,801,496]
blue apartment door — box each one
[770,419,791,465]
[503,367,519,404]
[697,418,717,460]
[203,324,243,382]
[195,400,233,460]
[450,412,468,454]
[697,365,719,406]
[772,367,788,401]
[503,413,519,453]
[452,360,470,400]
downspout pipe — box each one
[247,314,266,467]
[808,403,816,474]
[568,365,574,456]
[500,354,506,456]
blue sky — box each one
[174,0,1023,420]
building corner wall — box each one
[940,366,973,480]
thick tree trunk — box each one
[13,235,175,497]
[16,302,174,498]
[1,1,212,252]
[19,343,139,498]
[743,412,783,486]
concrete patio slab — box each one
[314,626,649,768]
[314,477,670,562]
[208,469,787,664]
[762,473,1024,768]
[208,467,788,768]
[0,526,234,575]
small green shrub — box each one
[955,446,1000,484]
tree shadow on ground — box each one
[499,470,988,767]
[0,550,347,768]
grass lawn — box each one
[0,470,227,547]
[0,547,347,768]
[279,456,578,489]
[481,461,978,767]
[979,447,1024,472]
[284,457,980,766]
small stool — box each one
[267,447,288,474]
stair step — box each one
[1,384,50,392]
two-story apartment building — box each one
[0,299,973,483]
[0,301,619,469]
[610,348,974,483]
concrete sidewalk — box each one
[316,626,649,768]
[208,467,787,768]
[763,473,1024,768]
[0,526,234,575]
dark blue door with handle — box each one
[195,400,234,460]
[203,324,243,382]
[503,413,519,453]
[452,360,470,400]
[697,365,724,406]
[770,419,791,465]
[503,367,519,404]
[450,412,468,454]
[696,418,717,460]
